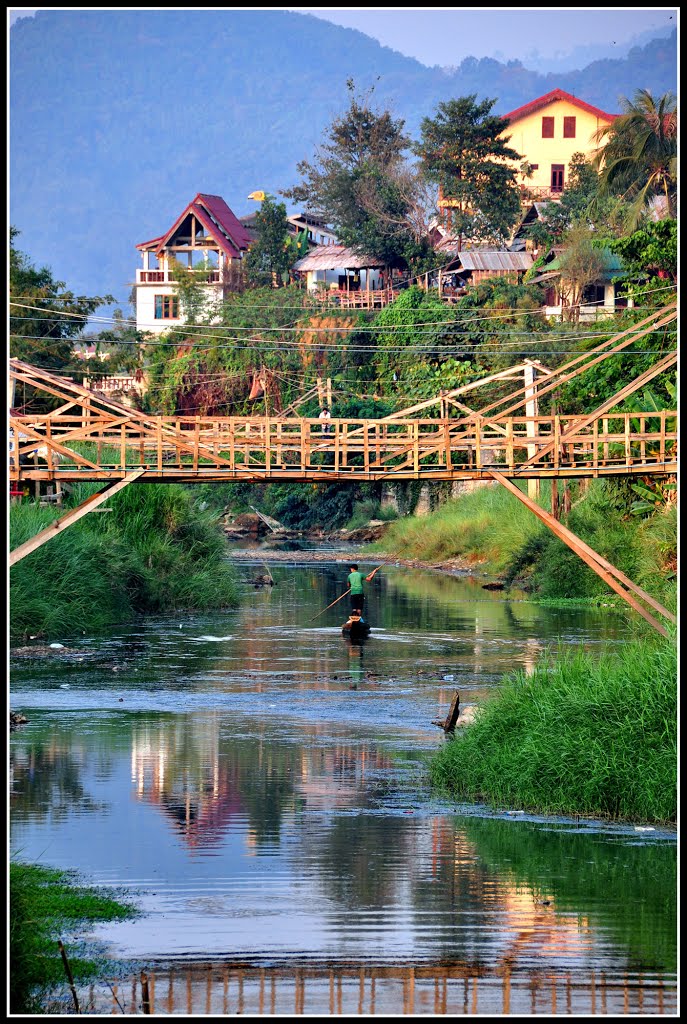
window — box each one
[154,295,179,320]
[551,165,565,192]
[530,164,539,170]
[563,116,576,138]
[542,116,554,138]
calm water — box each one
[9,559,677,1015]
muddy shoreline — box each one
[227,547,491,577]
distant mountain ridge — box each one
[9,9,677,307]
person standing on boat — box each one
[347,564,374,615]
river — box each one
[9,556,677,1016]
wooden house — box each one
[134,193,251,334]
[292,244,391,307]
[528,246,632,320]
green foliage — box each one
[592,89,677,226]
[428,630,677,823]
[415,94,522,245]
[242,196,294,287]
[373,481,545,570]
[9,484,240,642]
[283,80,424,269]
[605,219,677,303]
[9,227,116,411]
[10,861,136,1013]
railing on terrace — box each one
[315,289,398,310]
[137,269,223,284]
[81,375,142,394]
[8,411,677,484]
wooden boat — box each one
[341,615,371,639]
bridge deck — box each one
[9,410,677,484]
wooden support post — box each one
[33,451,40,501]
[524,362,540,499]
[562,482,571,518]
[141,972,151,1014]
[551,478,559,520]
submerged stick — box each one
[57,940,80,1014]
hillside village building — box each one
[134,193,251,334]
[500,88,617,200]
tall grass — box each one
[374,480,677,608]
[9,484,240,643]
[429,631,677,824]
[372,482,546,571]
[10,861,136,1013]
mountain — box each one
[9,9,677,311]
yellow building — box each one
[501,88,617,200]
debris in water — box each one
[50,643,65,649]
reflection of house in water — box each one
[130,715,244,849]
[296,742,393,810]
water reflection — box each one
[9,561,675,1010]
[75,961,675,1016]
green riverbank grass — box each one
[373,481,543,572]
[10,861,137,1014]
[9,483,240,643]
[429,632,677,824]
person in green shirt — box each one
[347,563,374,615]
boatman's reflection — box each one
[345,638,364,689]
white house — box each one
[133,193,251,334]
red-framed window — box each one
[563,116,576,138]
[154,295,179,320]
[542,116,554,138]
[551,165,565,192]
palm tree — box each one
[592,89,677,226]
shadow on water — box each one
[10,560,676,1015]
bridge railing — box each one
[9,412,677,482]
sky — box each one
[8,7,678,69]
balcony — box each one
[138,268,224,284]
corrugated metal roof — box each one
[457,251,534,272]
[293,245,385,271]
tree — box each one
[592,89,677,227]
[282,80,427,270]
[605,219,677,307]
[9,226,115,372]
[242,196,294,288]
[553,225,606,323]
[521,154,629,251]
[415,95,523,247]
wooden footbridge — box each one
[9,302,677,634]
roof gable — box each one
[137,193,251,257]
[503,89,616,125]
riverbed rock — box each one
[10,710,28,730]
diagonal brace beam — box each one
[488,471,674,638]
[9,469,146,567]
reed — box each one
[429,631,677,824]
[372,482,544,571]
[9,484,240,643]
[10,861,135,1013]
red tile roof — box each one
[136,193,251,257]
[503,89,616,124]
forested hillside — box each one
[9,9,677,304]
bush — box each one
[429,632,677,823]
